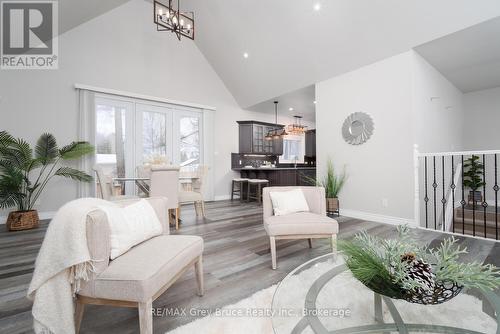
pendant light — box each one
[265,101,288,140]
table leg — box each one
[374,292,392,334]
[374,292,383,323]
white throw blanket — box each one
[28,197,115,334]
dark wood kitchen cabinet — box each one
[238,121,284,155]
[305,129,316,157]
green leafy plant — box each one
[338,225,500,302]
[305,158,346,198]
[0,131,94,212]
[463,155,485,193]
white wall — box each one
[0,0,259,215]
[316,52,415,221]
[411,51,464,153]
[315,51,465,223]
[463,86,500,150]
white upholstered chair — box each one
[149,165,180,229]
[178,165,209,218]
[263,186,339,269]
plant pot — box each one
[468,190,482,204]
[326,197,339,213]
[6,210,39,231]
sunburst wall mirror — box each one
[342,112,374,145]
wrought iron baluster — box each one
[495,154,499,240]
[424,157,429,229]
[482,154,487,238]
[441,156,446,231]
[433,156,437,230]
[461,155,465,235]
[451,156,455,233]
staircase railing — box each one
[414,145,500,240]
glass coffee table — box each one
[271,253,499,334]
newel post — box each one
[413,144,420,227]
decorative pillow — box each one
[99,199,163,260]
[269,189,310,216]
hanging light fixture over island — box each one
[265,101,288,140]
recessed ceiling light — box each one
[289,107,294,111]
[313,3,321,11]
[243,52,249,58]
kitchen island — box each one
[233,167,316,186]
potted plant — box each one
[305,158,346,215]
[0,131,94,231]
[463,155,485,205]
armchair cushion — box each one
[269,189,310,216]
[78,235,203,302]
[264,212,339,236]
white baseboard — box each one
[0,211,56,224]
[340,209,415,226]
[214,194,231,201]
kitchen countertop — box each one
[232,167,316,171]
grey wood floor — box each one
[0,200,498,334]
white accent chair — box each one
[263,186,339,270]
[149,165,180,229]
[179,165,209,218]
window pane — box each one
[280,135,304,163]
[142,111,167,164]
[95,104,126,177]
[179,116,200,168]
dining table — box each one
[112,175,200,195]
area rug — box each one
[167,258,496,334]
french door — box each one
[94,95,204,196]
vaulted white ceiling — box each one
[184,0,500,108]
[415,16,500,93]
[59,0,131,35]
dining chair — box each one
[149,165,181,229]
[93,165,137,201]
[179,165,209,218]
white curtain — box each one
[77,89,96,198]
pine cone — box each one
[404,257,435,292]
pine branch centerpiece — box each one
[338,226,500,305]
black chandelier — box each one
[265,101,288,140]
[154,0,194,40]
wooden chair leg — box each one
[247,183,251,202]
[175,207,179,230]
[231,180,235,201]
[75,299,85,334]
[201,200,206,217]
[308,238,313,248]
[331,234,337,253]
[194,202,200,217]
[195,255,204,296]
[138,299,153,334]
[270,236,277,270]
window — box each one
[179,115,200,166]
[94,95,204,195]
[280,135,305,163]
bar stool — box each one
[231,178,249,202]
[247,179,269,204]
